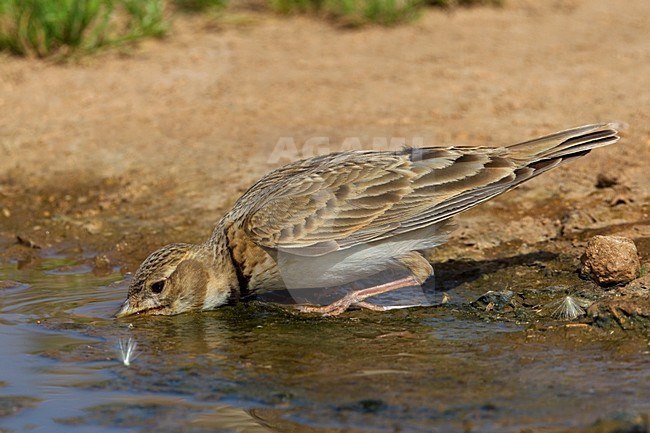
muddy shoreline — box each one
[1,161,649,332]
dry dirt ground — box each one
[0,0,648,324]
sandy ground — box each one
[0,0,648,286]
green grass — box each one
[362,0,421,25]
[428,0,501,5]
[271,0,323,13]
[0,0,167,57]
[271,0,500,26]
[171,0,228,12]
[271,0,421,25]
[0,0,502,57]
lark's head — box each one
[115,242,235,318]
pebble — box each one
[471,290,514,311]
[580,235,640,286]
[83,220,103,235]
[93,254,113,276]
[560,209,596,235]
[595,172,620,188]
[0,280,19,289]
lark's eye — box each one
[150,280,165,294]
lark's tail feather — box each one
[506,122,621,163]
[395,123,622,233]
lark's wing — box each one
[238,123,620,256]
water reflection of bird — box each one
[116,123,620,318]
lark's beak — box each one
[114,299,133,318]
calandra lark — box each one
[116,123,620,317]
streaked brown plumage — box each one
[115,123,621,317]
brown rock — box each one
[580,235,640,286]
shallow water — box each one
[0,251,649,433]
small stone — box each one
[609,186,634,206]
[622,274,650,293]
[472,290,514,311]
[561,209,596,235]
[83,220,103,235]
[580,235,640,286]
[16,234,41,249]
[0,280,20,289]
[93,254,113,276]
[595,172,619,188]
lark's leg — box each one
[353,301,389,312]
[295,276,419,316]
[353,301,423,311]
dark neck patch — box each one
[224,236,250,304]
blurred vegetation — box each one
[428,0,500,5]
[271,0,501,25]
[172,0,228,12]
[0,0,501,57]
[271,0,422,26]
[0,0,167,57]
